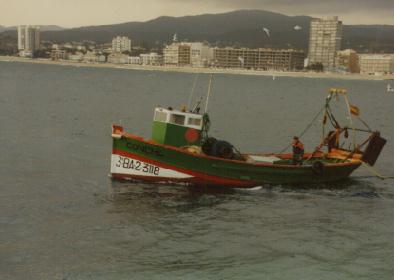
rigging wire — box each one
[277,105,325,154]
[204,74,214,113]
[187,73,200,110]
[355,115,372,132]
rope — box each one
[327,107,340,129]
[278,106,325,153]
[361,162,394,180]
[356,116,372,132]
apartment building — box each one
[213,48,305,71]
[163,42,211,67]
[18,25,40,57]
[112,36,131,53]
[336,49,360,73]
[359,54,394,74]
[140,53,163,65]
[308,16,342,70]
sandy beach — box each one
[1,55,393,81]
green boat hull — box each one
[110,130,362,188]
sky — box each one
[1,0,393,27]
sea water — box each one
[1,61,394,279]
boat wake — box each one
[234,186,263,192]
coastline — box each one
[1,55,393,81]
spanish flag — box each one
[350,104,360,116]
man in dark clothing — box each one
[292,136,305,165]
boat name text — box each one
[126,142,164,157]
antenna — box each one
[204,74,214,113]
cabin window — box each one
[169,114,185,125]
[187,118,202,126]
[154,111,168,122]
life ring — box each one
[312,161,324,175]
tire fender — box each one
[312,161,324,175]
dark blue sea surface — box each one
[1,61,394,279]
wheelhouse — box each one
[151,107,203,147]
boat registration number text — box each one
[116,156,160,175]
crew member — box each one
[292,136,305,165]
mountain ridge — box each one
[1,10,394,52]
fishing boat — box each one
[110,84,386,188]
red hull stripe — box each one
[112,148,256,187]
[111,173,190,183]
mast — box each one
[327,88,356,149]
[204,74,214,113]
[341,91,357,149]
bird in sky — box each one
[262,27,270,37]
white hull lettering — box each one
[111,154,193,179]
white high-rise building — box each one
[18,25,40,57]
[308,16,342,70]
[112,36,131,53]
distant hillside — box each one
[342,25,394,52]
[41,10,312,49]
[0,32,17,55]
[0,25,65,32]
[1,10,394,53]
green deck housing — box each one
[151,107,203,147]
